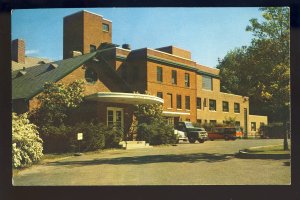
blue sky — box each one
[12,8,263,68]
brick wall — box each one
[147,60,197,122]
[63,12,84,59]
[196,74,250,129]
[156,46,192,59]
[63,11,112,59]
[248,115,268,136]
[83,11,112,54]
[11,39,25,63]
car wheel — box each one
[224,136,229,141]
[188,137,196,143]
[198,139,205,143]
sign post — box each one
[75,133,83,156]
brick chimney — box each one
[11,39,25,63]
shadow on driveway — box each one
[49,153,234,167]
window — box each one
[90,44,96,52]
[171,70,177,84]
[185,96,190,110]
[196,97,201,109]
[209,99,216,111]
[157,66,163,82]
[167,93,173,108]
[234,103,240,113]
[251,122,256,131]
[85,67,97,84]
[202,75,213,90]
[157,92,163,99]
[210,120,217,125]
[235,121,240,127]
[222,101,229,112]
[166,117,174,125]
[177,95,182,109]
[197,119,202,124]
[185,73,190,87]
[102,23,109,32]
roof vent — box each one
[122,43,131,50]
[48,63,58,70]
[72,51,82,57]
[38,60,46,64]
[16,67,27,77]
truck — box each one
[174,121,208,143]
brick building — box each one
[12,10,268,138]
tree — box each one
[134,91,176,144]
[12,112,43,168]
[133,91,164,124]
[29,80,85,127]
[217,7,290,123]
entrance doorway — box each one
[107,107,124,131]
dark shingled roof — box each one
[12,51,97,100]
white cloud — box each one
[25,49,39,55]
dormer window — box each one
[48,63,58,70]
[16,68,27,77]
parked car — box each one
[208,127,237,141]
[174,121,208,143]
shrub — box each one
[104,126,123,148]
[136,121,177,145]
[40,125,74,153]
[40,122,108,153]
[73,122,106,151]
[12,113,43,168]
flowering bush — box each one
[12,112,43,168]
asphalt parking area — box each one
[13,139,290,185]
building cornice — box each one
[147,55,220,79]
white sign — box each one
[77,133,83,140]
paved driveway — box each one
[13,139,290,185]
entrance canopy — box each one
[85,92,164,105]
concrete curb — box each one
[235,151,290,159]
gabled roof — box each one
[12,51,97,100]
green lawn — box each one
[247,144,290,155]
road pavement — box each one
[13,139,290,185]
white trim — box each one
[116,47,131,52]
[82,10,103,18]
[220,92,248,98]
[103,18,112,22]
[85,92,164,104]
[163,111,190,116]
[149,48,195,62]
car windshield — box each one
[185,122,194,128]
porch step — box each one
[119,141,153,150]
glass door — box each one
[107,107,124,131]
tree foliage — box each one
[217,7,290,122]
[29,80,85,127]
[133,91,164,124]
[12,112,43,168]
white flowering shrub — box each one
[12,112,43,168]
